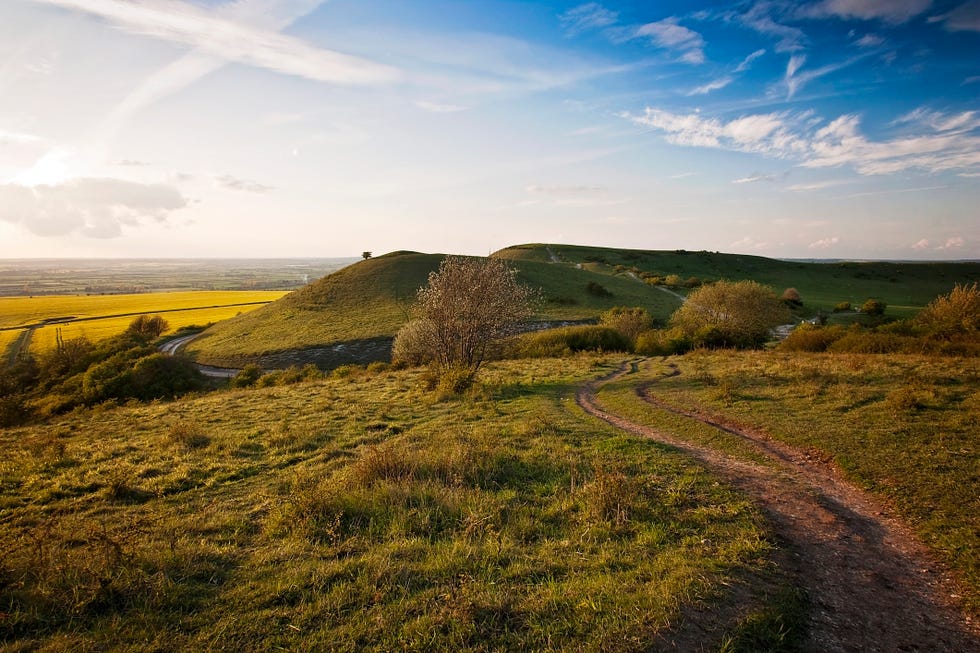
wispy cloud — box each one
[853,33,885,47]
[893,108,980,132]
[786,179,851,191]
[809,236,840,249]
[735,48,766,72]
[783,53,864,99]
[802,0,932,24]
[559,2,618,36]
[0,177,187,238]
[735,2,807,52]
[215,175,273,194]
[34,0,398,85]
[415,100,468,113]
[688,76,734,95]
[526,184,607,195]
[635,17,706,64]
[931,1,980,32]
[622,106,980,175]
[732,173,777,183]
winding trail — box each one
[576,360,978,652]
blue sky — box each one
[1,0,978,259]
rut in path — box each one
[576,360,979,653]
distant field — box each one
[0,258,354,296]
[0,291,288,356]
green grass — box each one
[0,356,794,651]
[596,351,980,612]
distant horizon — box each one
[2,1,978,260]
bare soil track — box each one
[577,360,979,653]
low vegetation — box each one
[0,356,790,651]
[0,316,204,426]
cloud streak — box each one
[802,0,932,24]
[559,3,618,36]
[622,106,980,175]
[635,17,706,64]
[34,0,398,86]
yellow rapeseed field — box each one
[0,291,287,356]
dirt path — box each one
[576,360,979,653]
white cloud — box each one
[809,236,840,248]
[559,3,618,36]
[215,175,273,194]
[688,76,734,95]
[803,0,932,24]
[0,130,46,145]
[733,173,777,183]
[931,0,980,32]
[784,53,863,99]
[622,107,980,176]
[731,236,770,250]
[34,0,398,85]
[854,33,885,47]
[894,108,980,132]
[912,238,931,249]
[0,178,187,238]
[735,48,766,72]
[939,236,965,249]
[635,18,706,64]
[526,184,607,195]
[736,3,807,52]
[414,100,467,113]
[786,179,850,191]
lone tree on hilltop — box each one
[392,256,537,393]
[670,280,790,348]
[362,251,372,260]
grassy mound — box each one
[187,250,680,367]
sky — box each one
[1,0,978,260]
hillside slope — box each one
[186,249,680,367]
[496,244,980,315]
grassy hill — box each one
[498,244,980,316]
[186,249,681,367]
[187,244,980,368]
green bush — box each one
[833,301,851,313]
[586,281,612,297]
[518,326,630,358]
[634,328,692,356]
[230,363,264,388]
[778,324,847,352]
[860,298,886,316]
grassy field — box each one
[596,351,980,611]
[0,356,798,651]
[0,291,287,356]
[0,258,354,296]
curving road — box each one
[158,333,240,379]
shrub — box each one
[634,328,692,356]
[600,306,653,344]
[860,298,886,316]
[914,282,980,338]
[128,354,205,400]
[778,324,847,352]
[518,326,630,358]
[670,280,790,349]
[586,281,612,297]
[833,301,852,313]
[230,363,264,388]
[391,319,436,367]
[781,288,803,308]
